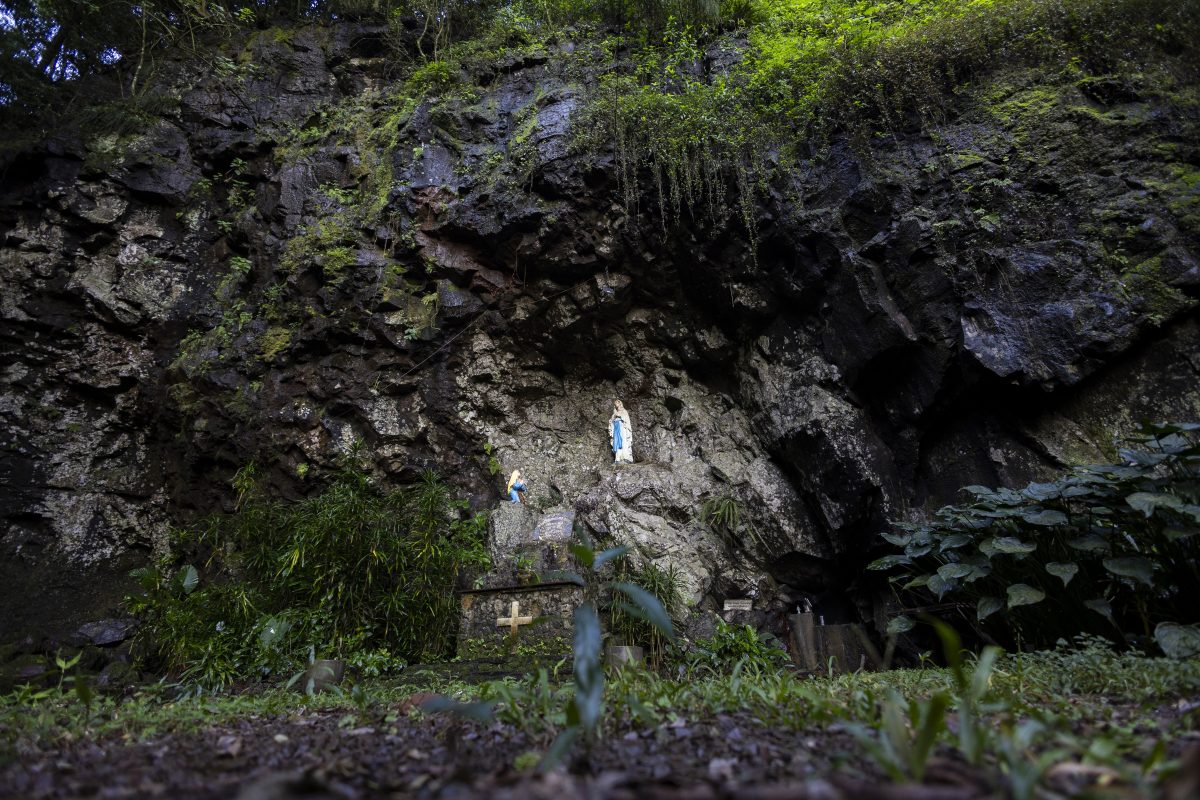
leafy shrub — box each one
[608,561,685,664]
[870,422,1200,650]
[686,618,789,672]
[126,459,489,690]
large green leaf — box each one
[886,615,915,636]
[1006,584,1045,608]
[1022,509,1068,526]
[569,543,595,568]
[962,563,991,583]
[593,545,630,568]
[1084,598,1114,622]
[937,534,973,551]
[1154,622,1200,659]
[1119,448,1167,467]
[976,596,1003,622]
[1044,562,1079,586]
[1125,492,1183,518]
[1067,534,1109,552]
[905,541,934,558]
[572,602,604,731]
[927,573,953,600]
[880,531,911,547]
[868,554,913,571]
[1022,482,1062,501]
[539,569,585,586]
[179,565,199,595]
[258,616,292,648]
[936,563,972,581]
[1102,557,1155,587]
[992,537,1036,554]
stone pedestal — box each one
[456,505,583,659]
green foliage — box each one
[512,552,538,583]
[852,689,949,782]
[482,442,502,476]
[870,422,1200,649]
[700,494,767,551]
[5,633,1199,796]
[699,494,741,532]
[608,561,684,664]
[575,0,1200,232]
[684,618,789,672]
[126,458,489,691]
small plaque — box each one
[532,511,575,542]
[724,599,753,612]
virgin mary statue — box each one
[610,400,633,464]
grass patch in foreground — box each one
[2,636,1197,794]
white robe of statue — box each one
[610,401,633,464]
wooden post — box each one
[789,613,873,674]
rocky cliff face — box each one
[2,23,1198,642]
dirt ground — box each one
[1,705,1014,800]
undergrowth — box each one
[872,421,1200,651]
[3,634,1196,793]
[125,456,489,692]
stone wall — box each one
[457,585,582,658]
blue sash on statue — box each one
[612,419,623,452]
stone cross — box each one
[496,600,534,636]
